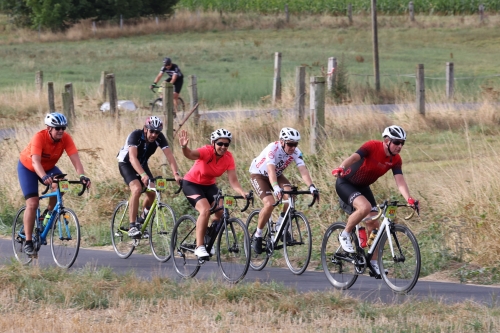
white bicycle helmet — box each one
[44,113,68,127]
[210,128,232,142]
[382,125,407,140]
[279,127,301,142]
[145,116,163,131]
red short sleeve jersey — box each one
[19,130,78,172]
[342,140,402,187]
[183,145,236,185]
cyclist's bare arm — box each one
[227,169,247,198]
[153,72,163,85]
[31,154,52,185]
[178,130,200,160]
[297,165,313,187]
[170,73,178,84]
[394,174,412,201]
[332,152,361,177]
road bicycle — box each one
[150,84,186,121]
[111,177,180,262]
[171,190,253,283]
[246,186,318,275]
[12,174,87,268]
[321,200,421,294]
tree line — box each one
[0,0,179,31]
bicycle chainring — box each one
[354,252,367,274]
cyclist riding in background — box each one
[331,125,418,276]
[117,116,182,238]
[178,128,249,260]
[249,127,319,254]
[17,112,91,257]
[150,57,184,114]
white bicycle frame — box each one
[271,197,293,242]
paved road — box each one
[1,238,499,305]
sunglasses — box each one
[286,142,298,147]
[53,127,66,131]
[216,142,230,147]
[149,130,160,135]
[391,140,405,146]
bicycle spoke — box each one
[50,208,80,268]
[110,201,135,259]
[283,212,312,275]
[245,209,270,271]
[11,206,33,265]
[171,215,200,278]
[149,203,176,262]
[217,218,250,283]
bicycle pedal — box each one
[198,257,208,264]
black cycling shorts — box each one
[166,77,183,94]
[182,179,219,207]
[335,177,377,215]
[118,162,153,186]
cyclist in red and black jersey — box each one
[331,125,418,276]
[150,57,184,114]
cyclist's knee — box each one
[25,198,38,210]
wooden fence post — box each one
[479,4,485,23]
[347,4,353,25]
[188,75,199,127]
[64,83,75,117]
[327,57,337,92]
[48,82,55,112]
[295,67,306,122]
[446,62,454,100]
[120,15,123,30]
[99,71,109,101]
[416,64,425,116]
[163,81,174,151]
[310,76,325,154]
[62,92,71,120]
[106,74,117,115]
[35,71,43,96]
[272,52,282,106]
[285,4,290,23]
[92,21,96,35]
[409,2,415,22]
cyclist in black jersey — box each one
[117,116,182,238]
[150,57,184,114]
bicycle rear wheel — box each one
[151,98,163,113]
[110,201,135,259]
[171,215,200,278]
[50,208,81,268]
[11,206,33,265]
[176,97,186,121]
[217,218,250,283]
[245,209,270,271]
[321,222,358,289]
[283,212,312,275]
[149,202,176,262]
[378,224,421,294]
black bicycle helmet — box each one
[163,57,172,66]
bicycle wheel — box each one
[50,208,81,268]
[177,97,186,121]
[283,212,312,275]
[11,206,33,265]
[149,202,176,262]
[151,98,163,113]
[171,215,200,278]
[245,209,270,271]
[217,218,250,283]
[378,224,421,294]
[321,222,358,289]
[110,201,135,259]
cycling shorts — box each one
[17,160,62,200]
[249,174,290,200]
[166,77,184,94]
[335,177,378,215]
[119,162,153,186]
[182,179,219,208]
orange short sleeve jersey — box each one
[19,129,78,172]
[183,145,236,185]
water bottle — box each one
[358,226,367,248]
[367,229,378,247]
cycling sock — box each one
[255,228,263,237]
[25,240,33,244]
[142,207,149,218]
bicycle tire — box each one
[321,222,358,289]
[149,202,176,262]
[11,206,33,265]
[151,97,163,113]
[171,215,200,278]
[245,209,270,271]
[216,217,251,283]
[50,208,81,268]
[110,201,135,259]
[378,224,421,294]
[177,97,186,121]
[283,212,312,275]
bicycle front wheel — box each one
[246,209,270,271]
[378,224,421,294]
[11,206,33,265]
[149,202,176,262]
[171,215,200,279]
[110,201,135,259]
[217,218,250,283]
[151,98,163,113]
[321,222,358,289]
[50,208,81,268]
[283,212,312,275]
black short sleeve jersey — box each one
[160,64,183,78]
[117,129,169,165]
